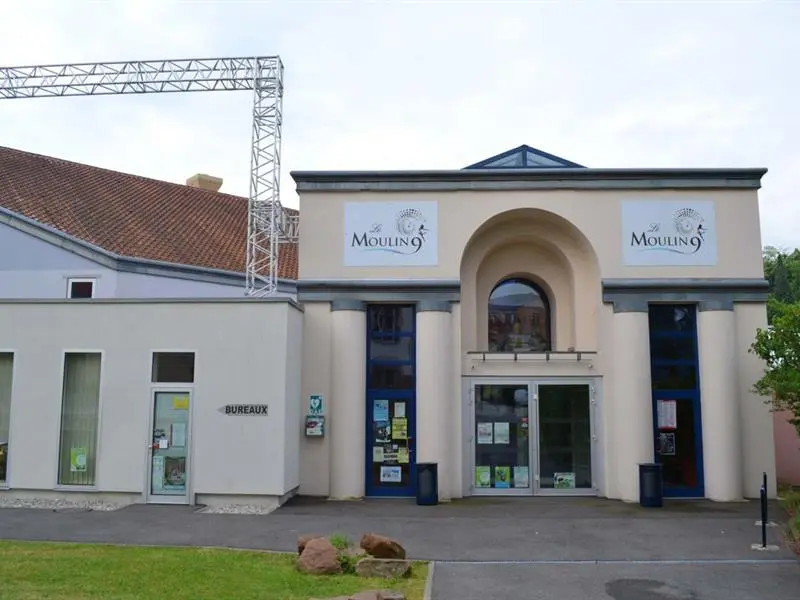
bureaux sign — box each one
[621,200,718,266]
[343,201,438,267]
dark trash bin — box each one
[416,462,438,506]
[639,463,663,508]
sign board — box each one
[305,415,325,437]
[343,201,438,267]
[220,404,268,416]
[308,394,324,416]
[621,200,717,266]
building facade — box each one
[293,146,776,503]
[0,143,780,509]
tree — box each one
[750,303,800,437]
[773,257,794,303]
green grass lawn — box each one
[0,541,428,600]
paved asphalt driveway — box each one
[0,496,797,598]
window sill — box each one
[54,485,99,492]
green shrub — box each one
[337,552,359,574]
[328,533,350,551]
[779,488,800,516]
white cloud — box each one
[0,0,798,247]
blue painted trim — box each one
[464,144,586,169]
[365,304,417,498]
[648,304,705,499]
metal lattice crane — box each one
[0,56,298,297]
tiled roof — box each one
[0,145,298,279]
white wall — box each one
[283,306,304,491]
[0,222,119,298]
[0,299,302,503]
[0,222,296,300]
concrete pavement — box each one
[0,496,797,598]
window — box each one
[152,352,195,383]
[58,353,102,486]
[488,278,551,352]
[0,353,13,484]
[67,278,95,299]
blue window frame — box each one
[648,304,705,498]
[365,304,417,497]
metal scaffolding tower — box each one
[0,56,297,296]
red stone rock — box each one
[297,534,322,555]
[359,533,407,559]
[296,537,343,575]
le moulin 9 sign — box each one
[343,201,438,267]
[621,200,718,266]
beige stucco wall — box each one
[0,300,302,507]
[735,303,778,498]
[299,189,763,282]
[296,184,773,501]
[298,302,332,496]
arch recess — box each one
[460,208,601,353]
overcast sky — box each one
[1,0,797,249]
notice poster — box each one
[172,396,189,410]
[170,423,187,448]
[374,400,389,423]
[392,418,408,440]
[477,422,493,444]
[380,465,402,483]
[394,402,406,418]
[554,472,575,489]
[659,432,676,456]
[657,400,677,430]
[398,447,409,464]
[495,466,511,488]
[70,447,87,473]
[164,457,186,491]
[494,422,510,445]
[475,466,491,488]
[513,466,530,488]
[374,421,390,443]
[372,446,385,462]
[151,455,164,492]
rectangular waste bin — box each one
[639,463,663,507]
[416,462,438,506]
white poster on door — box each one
[343,201,438,266]
[621,200,717,266]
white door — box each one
[146,391,191,504]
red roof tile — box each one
[0,145,298,279]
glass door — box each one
[147,391,191,504]
[365,304,416,497]
[648,304,705,498]
[535,384,594,493]
[473,383,532,495]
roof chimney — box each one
[186,173,223,193]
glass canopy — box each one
[464,144,585,169]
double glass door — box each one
[472,381,595,495]
[147,391,191,504]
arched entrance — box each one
[459,208,603,496]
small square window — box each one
[152,352,195,383]
[67,279,95,299]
